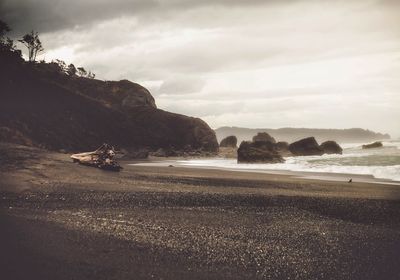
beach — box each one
[1,143,400,280]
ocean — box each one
[173,141,400,183]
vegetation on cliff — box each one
[0,21,218,154]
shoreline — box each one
[2,143,400,279]
[131,157,400,186]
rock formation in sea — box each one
[220,135,238,148]
[237,141,284,163]
[252,132,276,143]
[362,141,383,149]
[215,126,391,144]
[320,141,343,154]
[288,137,324,156]
[237,135,345,162]
[275,141,291,156]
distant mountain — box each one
[215,126,390,144]
[0,48,218,153]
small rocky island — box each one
[252,132,276,143]
[320,140,343,154]
[237,133,343,163]
[288,137,324,156]
[219,135,238,148]
[237,140,284,163]
[362,141,383,149]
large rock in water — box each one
[275,141,291,156]
[252,132,276,143]
[362,141,383,149]
[320,141,343,154]
[289,137,324,156]
[220,135,237,148]
[237,141,284,163]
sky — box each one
[1,0,400,137]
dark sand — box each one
[1,143,400,280]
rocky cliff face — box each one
[362,141,383,149]
[252,132,276,143]
[320,141,342,154]
[237,141,284,163]
[220,136,238,148]
[0,51,218,153]
[289,137,324,156]
[65,78,157,110]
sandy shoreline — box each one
[1,143,400,279]
[132,157,400,185]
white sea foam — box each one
[177,158,400,182]
[176,141,400,182]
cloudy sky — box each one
[2,0,400,137]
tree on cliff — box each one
[77,67,96,79]
[0,20,18,53]
[53,59,67,73]
[77,67,87,77]
[19,31,44,62]
[67,63,77,76]
[87,71,95,79]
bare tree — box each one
[77,67,87,77]
[87,71,96,79]
[53,59,67,73]
[19,31,44,62]
[67,63,77,76]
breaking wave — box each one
[178,141,400,182]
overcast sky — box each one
[2,0,400,137]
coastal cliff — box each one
[0,50,218,153]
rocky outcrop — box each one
[252,132,276,143]
[237,136,344,161]
[216,126,390,144]
[70,78,157,110]
[275,141,291,156]
[120,148,150,159]
[150,148,179,157]
[237,141,284,163]
[362,141,383,149]
[289,137,324,156]
[320,141,343,154]
[218,147,237,158]
[220,135,238,148]
[0,50,218,153]
[0,126,33,146]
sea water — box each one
[176,141,400,182]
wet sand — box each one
[1,143,400,279]
[133,158,400,185]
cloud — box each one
[1,0,290,35]
[158,75,206,95]
[2,0,400,136]
[1,0,155,35]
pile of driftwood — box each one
[71,143,122,171]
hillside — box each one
[215,126,390,144]
[0,49,218,153]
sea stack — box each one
[237,141,284,163]
[289,137,324,156]
[219,135,238,148]
[320,141,343,154]
[252,132,276,143]
[362,141,383,149]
